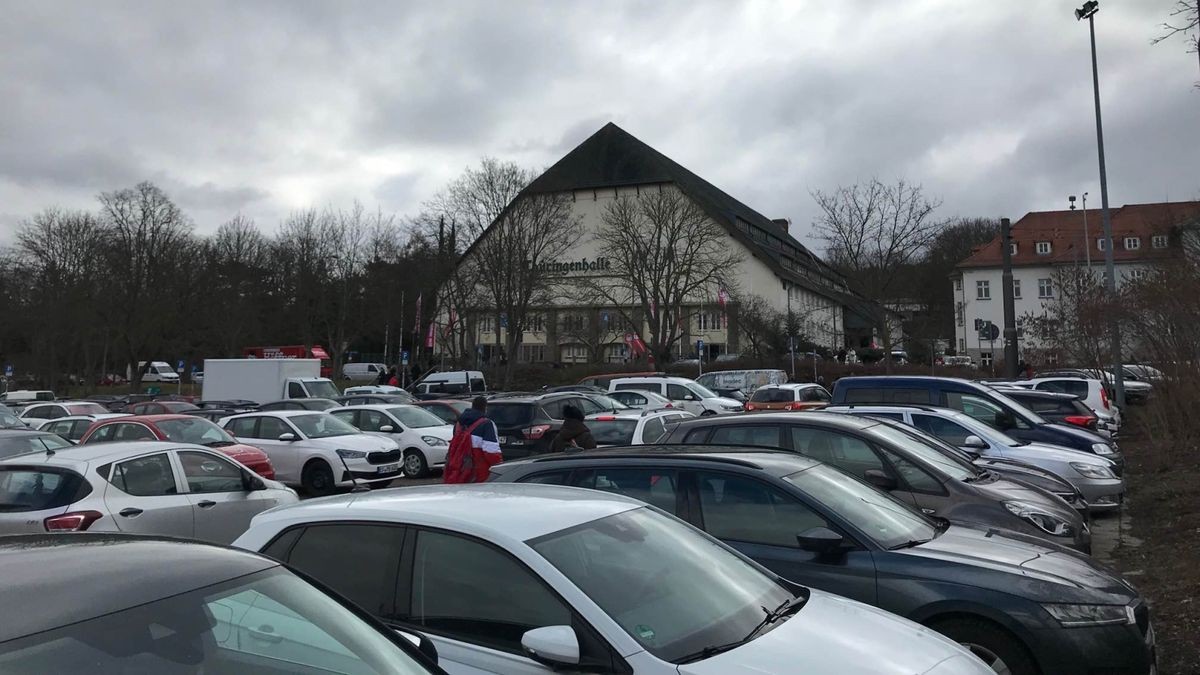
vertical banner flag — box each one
[717,287,730,328]
[413,293,422,334]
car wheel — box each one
[403,449,429,478]
[301,460,336,497]
[929,618,1037,675]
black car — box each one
[0,534,445,673]
[661,412,1090,551]
[184,408,240,423]
[489,448,1154,675]
[257,398,341,412]
[198,399,260,411]
[334,393,416,406]
[992,388,1104,434]
[486,391,627,459]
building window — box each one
[528,314,544,332]
[953,278,962,292]
[1035,241,1052,255]
[1009,243,1018,256]
[1124,237,1140,250]
[955,302,964,326]
[1097,238,1107,251]
[981,352,993,367]
[1129,268,1147,281]
[519,344,545,362]
[560,314,585,332]
[958,338,965,353]
[479,316,494,333]
[1012,279,1021,299]
[976,280,990,300]
[1038,278,1053,298]
[696,311,723,331]
[1152,235,1168,249]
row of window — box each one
[1013,234,1166,256]
[974,278,1053,300]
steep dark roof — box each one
[525,123,853,302]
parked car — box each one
[18,400,110,421]
[609,376,744,416]
[0,534,446,674]
[994,387,1117,438]
[127,400,200,415]
[607,389,675,411]
[662,412,1090,551]
[585,409,697,446]
[1012,377,1117,423]
[329,404,453,477]
[0,390,56,405]
[486,391,627,459]
[410,370,487,398]
[0,428,73,458]
[335,393,418,407]
[711,387,749,402]
[541,384,610,394]
[695,369,787,395]
[221,411,403,494]
[233,484,991,675]
[490,448,1153,675]
[198,398,259,410]
[257,397,341,412]
[184,408,244,423]
[343,384,414,398]
[342,362,388,382]
[80,414,276,480]
[826,405,1124,512]
[829,376,1121,469]
[0,441,295,542]
[33,413,129,444]
[746,383,832,412]
[413,399,471,424]
[576,370,662,389]
[0,404,28,429]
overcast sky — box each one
[2,1,1197,247]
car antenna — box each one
[335,450,371,493]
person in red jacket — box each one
[443,396,502,483]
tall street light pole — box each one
[1076,0,1125,407]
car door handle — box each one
[921,508,936,515]
[196,500,217,509]
[119,508,143,517]
[247,626,282,644]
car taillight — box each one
[1064,415,1097,429]
[44,510,103,532]
[1100,387,1110,410]
[745,403,756,411]
[523,424,552,440]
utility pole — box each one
[1076,1,1125,406]
[1001,218,1019,378]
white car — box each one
[606,389,674,411]
[234,485,990,675]
[342,362,388,382]
[344,384,409,396]
[609,376,743,416]
[0,441,296,543]
[33,413,129,443]
[18,400,111,422]
[220,410,404,495]
[329,404,452,477]
[585,409,696,446]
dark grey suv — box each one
[660,412,1090,552]
[489,448,1154,675]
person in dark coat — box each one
[551,405,597,452]
[376,366,390,385]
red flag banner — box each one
[426,323,435,348]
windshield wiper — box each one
[204,441,235,447]
[676,594,808,663]
[888,538,932,550]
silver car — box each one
[0,441,297,543]
[827,405,1125,512]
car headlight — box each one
[421,435,448,447]
[1070,462,1115,479]
[1041,603,1132,627]
[1091,442,1114,456]
[1004,501,1074,537]
[336,449,367,459]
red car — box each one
[80,414,275,480]
[414,399,471,425]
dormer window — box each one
[1124,237,1140,251]
[1097,238,1107,251]
[1152,235,1168,249]
[1009,243,1018,256]
[1035,241,1052,255]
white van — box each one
[126,361,180,383]
[695,369,786,395]
[343,362,387,382]
[0,390,56,404]
[411,370,487,397]
[609,376,744,416]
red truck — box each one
[242,345,332,378]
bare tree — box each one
[578,187,743,363]
[1019,267,1111,368]
[1153,0,1200,87]
[735,294,786,364]
[812,178,945,367]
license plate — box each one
[376,463,399,474]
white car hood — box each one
[678,590,989,675]
[307,434,398,452]
[420,425,454,441]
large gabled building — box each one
[442,122,878,364]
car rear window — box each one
[0,468,91,512]
[487,403,534,427]
[588,419,637,445]
[0,434,71,458]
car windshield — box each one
[0,434,71,459]
[290,414,358,439]
[385,406,445,429]
[0,567,432,674]
[530,507,796,663]
[304,381,341,400]
[487,403,533,427]
[987,389,1047,425]
[67,403,108,416]
[587,419,637,446]
[0,409,24,428]
[687,383,719,399]
[864,422,979,481]
[155,418,236,445]
[784,464,937,549]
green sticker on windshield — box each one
[635,624,656,642]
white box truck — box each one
[201,359,341,404]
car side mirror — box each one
[278,432,296,442]
[796,526,847,554]
[243,471,265,491]
[962,435,988,449]
[380,425,395,433]
[864,468,898,491]
[521,626,579,667]
[394,628,440,664]
[683,394,695,401]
